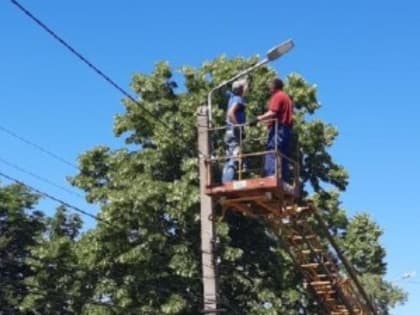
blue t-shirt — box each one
[226,91,246,126]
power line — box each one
[0,156,84,199]
[10,0,208,162]
[0,168,219,264]
[7,1,211,224]
[10,0,171,131]
[0,170,110,226]
[0,167,224,266]
[7,0,176,207]
[0,124,78,169]
[0,169,224,271]
[0,173,258,314]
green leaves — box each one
[3,55,400,315]
[161,294,187,314]
[359,274,407,314]
[0,183,44,314]
[21,207,86,315]
[343,213,387,274]
[298,120,348,192]
[223,247,244,262]
[286,74,320,114]
[70,55,406,314]
[169,245,199,278]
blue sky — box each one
[1,1,419,313]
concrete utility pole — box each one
[197,106,219,314]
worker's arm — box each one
[258,93,280,123]
[227,103,241,125]
[257,110,276,122]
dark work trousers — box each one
[264,125,292,181]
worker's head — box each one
[270,78,284,93]
[232,77,248,96]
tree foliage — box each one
[343,214,407,312]
[0,184,44,315]
[21,206,86,314]
[69,56,405,314]
[0,56,407,314]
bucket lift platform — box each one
[204,121,300,219]
[202,121,380,315]
[206,175,299,219]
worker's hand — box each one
[257,115,271,127]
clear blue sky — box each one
[1,1,419,313]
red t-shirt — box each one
[268,90,293,127]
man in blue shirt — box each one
[222,78,248,183]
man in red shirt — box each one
[257,78,293,181]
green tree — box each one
[20,206,89,314]
[343,214,407,313]
[0,183,44,315]
[71,57,405,314]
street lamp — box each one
[207,39,295,125]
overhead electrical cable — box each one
[0,170,109,225]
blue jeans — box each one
[222,128,240,183]
[264,125,292,181]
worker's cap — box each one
[232,77,248,90]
